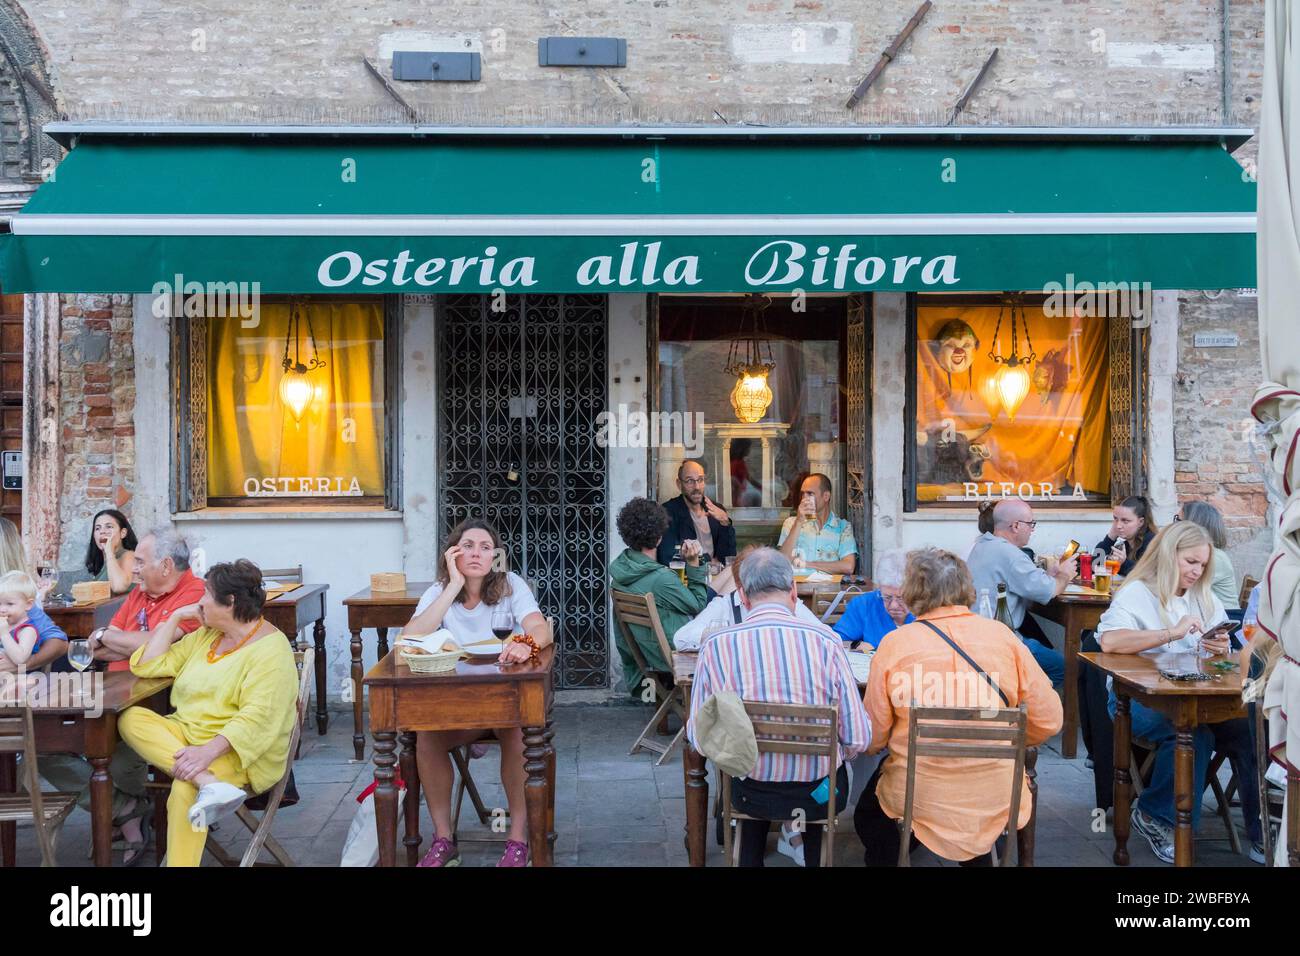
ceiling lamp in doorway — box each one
[986,294,1036,422]
[280,299,328,423]
[724,293,777,424]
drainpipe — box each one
[1222,0,1232,122]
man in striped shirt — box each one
[686,547,870,867]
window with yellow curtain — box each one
[205,299,386,502]
[912,294,1110,505]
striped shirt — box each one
[686,603,871,782]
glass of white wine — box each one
[67,638,93,700]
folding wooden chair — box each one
[1130,737,1241,854]
[811,586,867,627]
[899,703,1028,867]
[0,705,78,866]
[720,701,840,867]
[611,589,687,765]
[200,647,315,867]
[1237,576,1259,610]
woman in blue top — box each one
[833,549,915,647]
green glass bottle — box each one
[994,585,1015,630]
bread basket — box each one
[399,647,461,674]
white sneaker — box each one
[188,782,247,831]
[1130,805,1176,865]
[776,823,806,867]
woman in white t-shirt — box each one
[399,519,550,868]
[1095,522,1234,864]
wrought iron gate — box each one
[437,294,610,689]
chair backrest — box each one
[812,586,867,626]
[610,588,674,677]
[1239,575,1259,610]
[262,565,304,583]
[744,700,839,768]
[901,702,1028,866]
[0,705,47,825]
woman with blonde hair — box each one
[1097,522,1261,863]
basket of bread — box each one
[396,629,464,674]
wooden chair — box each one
[203,646,315,867]
[611,589,687,766]
[899,703,1028,867]
[721,701,840,867]
[261,565,304,584]
[1253,700,1285,865]
[1130,737,1242,855]
[811,586,867,626]
[0,705,78,866]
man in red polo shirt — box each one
[93,528,206,667]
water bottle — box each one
[976,588,994,619]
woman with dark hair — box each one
[400,518,552,868]
[1095,495,1158,575]
[118,558,298,867]
[84,508,138,595]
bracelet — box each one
[510,633,540,663]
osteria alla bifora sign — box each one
[314,241,961,291]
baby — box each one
[0,570,40,669]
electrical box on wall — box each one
[392,51,481,82]
[2,450,20,490]
[538,37,627,67]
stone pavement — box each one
[12,701,1254,867]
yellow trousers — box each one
[118,706,250,868]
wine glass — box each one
[490,606,515,643]
[67,638,93,700]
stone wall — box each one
[1174,289,1270,583]
[56,293,137,569]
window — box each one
[908,293,1112,507]
[654,294,850,537]
[173,296,399,509]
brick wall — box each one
[56,292,136,569]
[1174,290,1270,582]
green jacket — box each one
[609,548,709,695]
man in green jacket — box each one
[610,497,709,695]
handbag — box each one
[919,619,1010,707]
[246,769,299,811]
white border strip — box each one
[10,212,1256,237]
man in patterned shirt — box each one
[686,547,870,867]
[777,473,857,576]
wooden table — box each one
[1080,650,1245,867]
[262,583,330,735]
[343,583,428,760]
[0,669,171,867]
[43,594,127,640]
[675,646,1039,866]
[364,645,556,866]
[1032,589,1110,758]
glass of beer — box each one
[1093,572,1112,595]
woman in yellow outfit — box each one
[118,559,298,867]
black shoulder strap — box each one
[919,619,1011,707]
[731,593,743,624]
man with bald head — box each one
[966,498,1077,687]
[655,459,737,567]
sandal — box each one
[87,796,151,859]
[121,815,153,867]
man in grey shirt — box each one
[966,498,1077,687]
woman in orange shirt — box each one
[855,547,1063,865]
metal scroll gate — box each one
[437,293,610,689]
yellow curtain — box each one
[916,302,1110,501]
[206,301,385,498]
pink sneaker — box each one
[496,839,528,867]
[417,836,460,868]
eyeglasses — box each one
[680,476,707,486]
[1015,520,1038,530]
[881,593,908,608]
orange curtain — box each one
[206,301,385,498]
[915,302,1110,502]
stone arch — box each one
[0,0,60,183]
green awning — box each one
[0,128,1256,293]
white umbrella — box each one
[1252,0,1300,867]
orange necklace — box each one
[207,617,264,664]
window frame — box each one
[171,293,402,512]
[903,291,1142,512]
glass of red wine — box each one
[490,605,515,642]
